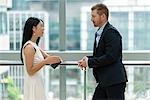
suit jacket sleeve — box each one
[88,29,122,68]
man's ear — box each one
[101,13,105,18]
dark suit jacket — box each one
[88,22,127,87]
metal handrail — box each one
[1,60,150,65]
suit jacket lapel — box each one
[97,22,110,47]
[93,33,97,55]
[93,22,110,55]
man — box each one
[78,3,128,100]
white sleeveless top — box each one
[22,40,47,100]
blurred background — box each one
[0,0,150,100]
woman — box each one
[20,17,61,100]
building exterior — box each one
[0,0,150,100]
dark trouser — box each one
[92,82,126,100]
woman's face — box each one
[33,21,44,37]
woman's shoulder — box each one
[23,41,37,53]
[24,43,36,54]
[23,41,37,49]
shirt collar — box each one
[100,21,107,30]
[96,21,108,35]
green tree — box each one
[2,77,21,100]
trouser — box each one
[92,82,126,100]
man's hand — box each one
[78,56,87,70]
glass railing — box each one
[0,61,150,100]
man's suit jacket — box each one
[88,22,128,87]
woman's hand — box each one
[44,56,62,64]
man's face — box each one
[91,9,103,27]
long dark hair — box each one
[20,17,42,63]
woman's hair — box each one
[20,17,43,63]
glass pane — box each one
[125,65,150,100]
[134,12,150,50]
[66,66,82,99]
[0,0,59,51]
[88,65,150,100]
[66,0,101,50]
[110,12,128,50]
[66,1,129,51]
[47,67,60,99]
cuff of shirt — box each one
[84,56,89,68]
